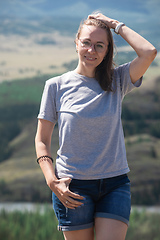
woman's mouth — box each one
[85,56,97,61]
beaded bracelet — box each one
[37,155,53,164]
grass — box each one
[0,75,49,106]
[126,135,160,205]
[0,206,63,240]
[126,210,160,240]
[0,208,160,240]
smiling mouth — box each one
[85,56,97,61]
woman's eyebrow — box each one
[97,41,105,44]
[82,38,105,44]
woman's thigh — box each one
[95,179,131,226]
[63,227,94,240]
[94,175,131,240]
[95,218,128,240]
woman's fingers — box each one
[88,13,118,29]
[68,189,85,199]
[88,13,101,20]
[62,188,85,209]
[54,178,85,209]
[64,196,85,209]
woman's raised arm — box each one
[88,13,157,83]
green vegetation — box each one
[0,208,160,240]
[126,210,160,240]
[0,74,55,163]
[0,75,51,107]
[122,76,160,138]
[127,135,160,205]
[0,207,63,240]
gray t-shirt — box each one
[38,62,142,180]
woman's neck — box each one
[75,64,95,78]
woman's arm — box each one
[89,13,157,83]
[118,25,157,83]
[35,119,56,184]
[35,119,84,209]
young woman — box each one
[35,13,157,240]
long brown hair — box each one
[76,18,114,91]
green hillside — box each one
[0,65,160,204]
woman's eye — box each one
[83,41,91,46]
[96,44,104,49]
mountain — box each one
[0,0,160,48]
[0,0,159,20]
[0,0,160,83]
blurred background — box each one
[0,0,160,239]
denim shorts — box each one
[52,174,131,231]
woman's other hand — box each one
[48,177,85,209]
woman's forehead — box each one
[80,25,108,42]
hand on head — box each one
[88,12,119,30]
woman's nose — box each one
[88,43,96,53]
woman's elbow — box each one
[149,47,157,61]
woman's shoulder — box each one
[45,71,74,86]
[111,62,131,91]
[113,62,131,77]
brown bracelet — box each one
[37,155,53,164]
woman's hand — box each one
[49,177,85,209]
[88,13,119,29]
[88,12,157,83]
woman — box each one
[35,13,157,240]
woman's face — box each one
[76,25,109,75]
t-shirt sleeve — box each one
[114,62,142,98]
[37,78,58,123]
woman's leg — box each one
[63,227,94,240]
[95,218,128,240]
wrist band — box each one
[37,155,53,164]
[114,22,125,35]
